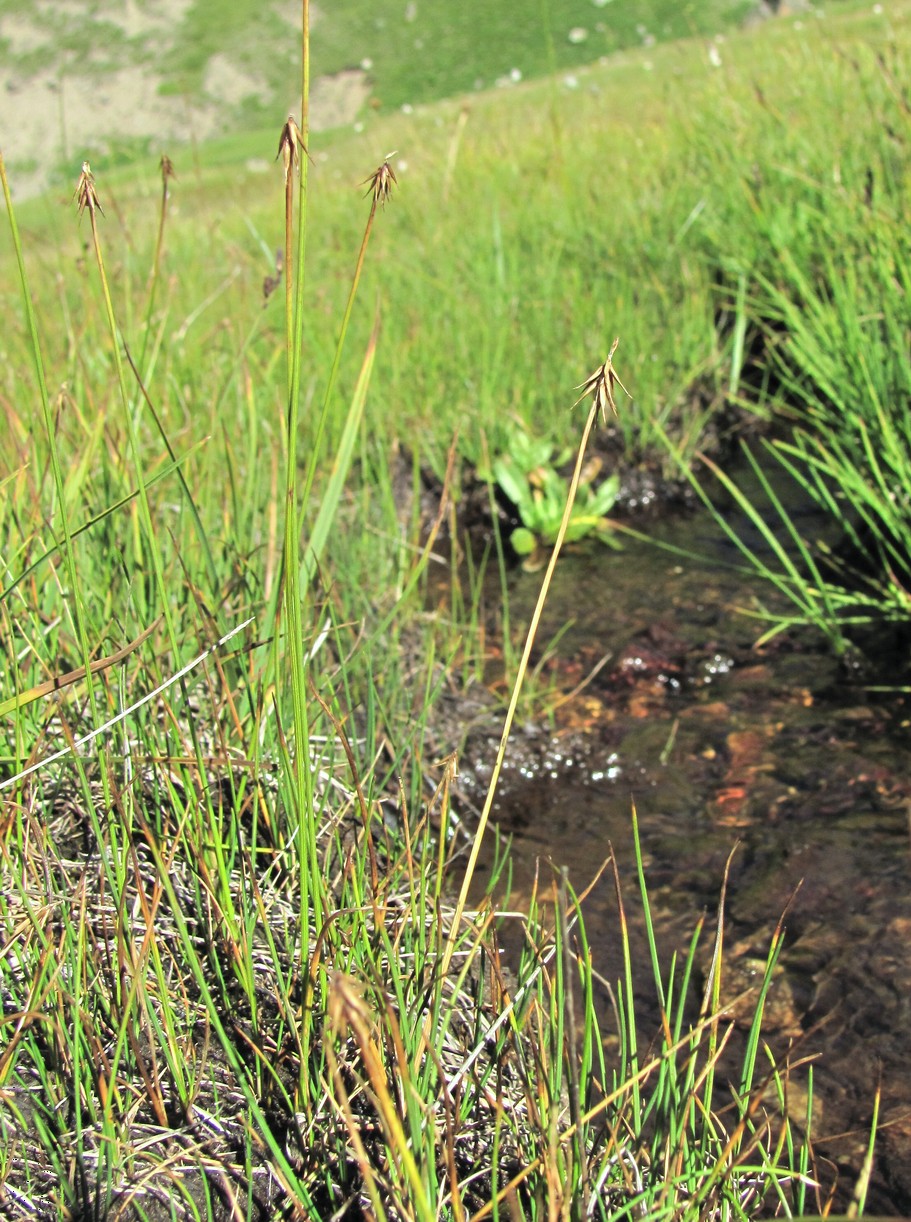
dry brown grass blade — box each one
[0,616,162,717]
[0,964,59,1085]
[557,869,588,1216]
[327,970,430,1221]
[324,1010,388,1222]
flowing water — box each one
[456,496,911,1212]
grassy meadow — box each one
[1,0,908,1215]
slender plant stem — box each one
[437,395,600,989]
[300,197,378,519]
[276,0,321,1115]
[1,154,102,767]
[138,156,174,375]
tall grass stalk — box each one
[273,118,394,1093]
[271,4,315,989]
[73,161,223,888]
[439,340,629,987]
[137,154,175,377]
[1,154,104,788]
[2,152,147,1206]
[74,163,171,631]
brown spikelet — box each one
[362,153,398,207]
[73,160,103,219]
[574,337,631,423]
[276,114,313,183]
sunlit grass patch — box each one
[1,1,905,1213]
[660,18,911,655]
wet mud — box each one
[446,500,911,1213]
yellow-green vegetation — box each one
[0,0,904,1214]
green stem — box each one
[300,198,378,521]
[0,154,104,781]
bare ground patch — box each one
[0,0,364,200]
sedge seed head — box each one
[362,154,398,207]
[74,160,103,219]
[574,337,631,424]
[276,115,312,183]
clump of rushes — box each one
[268,13,402,1128]
[2,4,841,1207]
[71,157,293,1207]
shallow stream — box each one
[455,498,911,1212]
